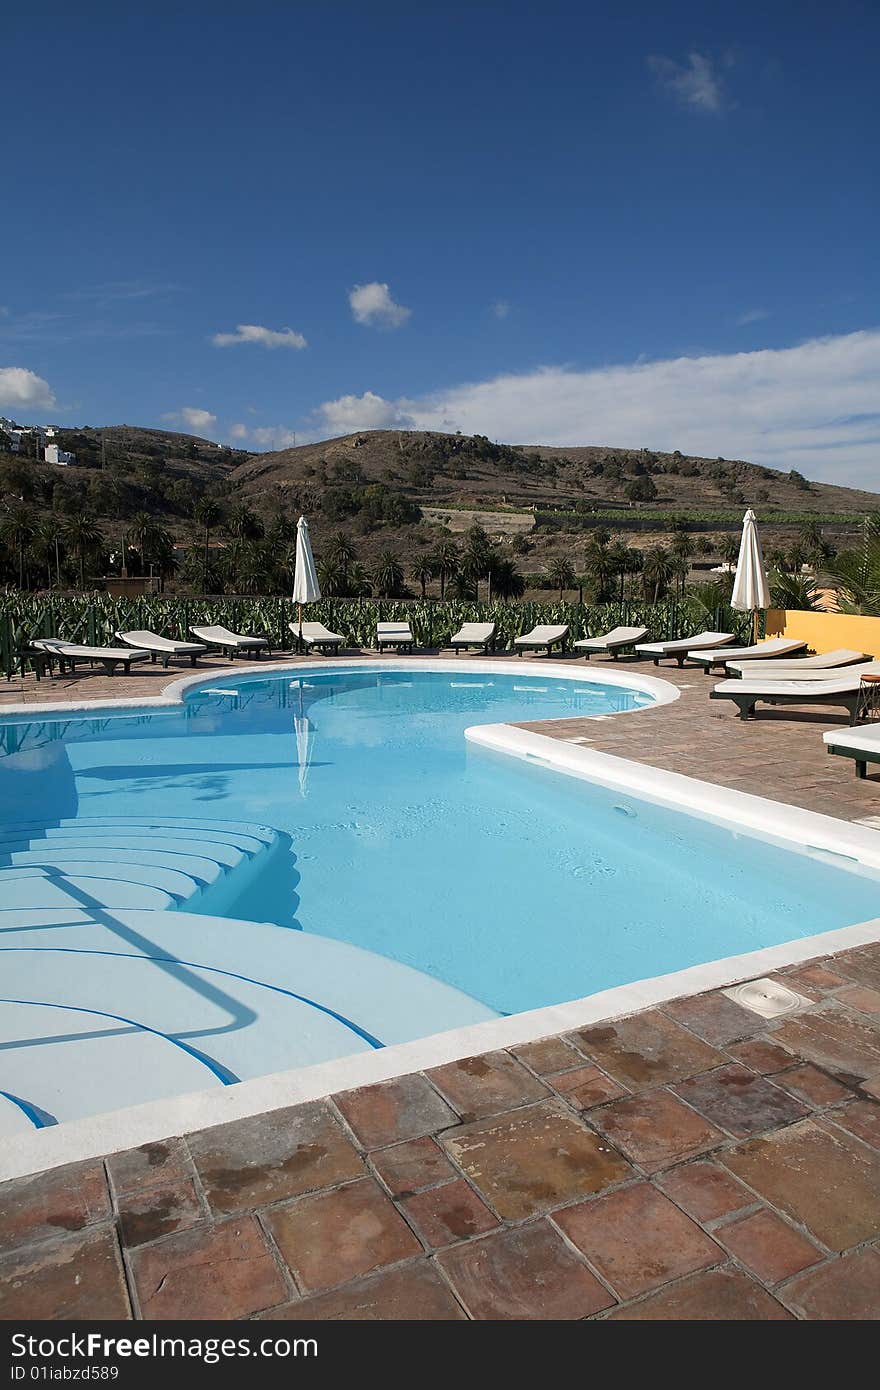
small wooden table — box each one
[858,671,880,722]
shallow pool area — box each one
[2,660,880,1136]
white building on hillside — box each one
[43,427,75,466]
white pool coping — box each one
[2,655,880,1182]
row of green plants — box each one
[537,508,865,529]
[0,593,752,680]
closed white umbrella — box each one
[292,514,321,650]
[731,508,771,643]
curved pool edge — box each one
[0,655,681,722]
[3,908,880,1183]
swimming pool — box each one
[2,660,880,1142]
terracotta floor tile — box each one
[776,1063,854,1108]
[554,1183,721,1300]
[836,984,880,1015]
[107,1138,193,1195]
[129,1214,286,1319]
[265,1178,420,1293]
[725,1038,798,1074]
[369,1136,455,1197]
[334,1073,458,1148]
[675,1064,809,1138]
[834,950,880,994]
[781,1247,880,1319]
[188,1102,364,1214]
[655,1161,754,1224]
[441,1101,633,1220]
[773,1004,880,1082]
[261,1262,467,1320]
[427,1051,549,1120]
[607,1267,792,1320]
[573,1010,724,1091]
[0,1160,110,1251]
[438,1220,614,1319]
[828,1099,880,1150]
[0,1227,130,1321]
[511,1036,585,1075]
[716,1208,822,1284]
[548,1064,627,1109]
[721,1118,880,1251]
[662,992,771,1046]
[783,963,848,993]
[400,1179,498,1247]
[116,1177,205,1249]
[590,1089,725,1173]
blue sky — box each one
[2,1,879,483]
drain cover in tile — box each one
[722,977,809,1019]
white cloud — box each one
[162,406,218,434]
[307,331,880,486]
[648,52,724,113]
[313,390,414,436]
[211,323,307,350]
[737,308,770,326]
[348,282,411,329]
[229,422,249,440]
[492,300,511,319]
[250,426,299,450]
[0,366,56,410]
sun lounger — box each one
[31,638,151,677]
[634,631,734,667]
[710,661,880,723]
[573,626,649,660]
[727,649,869,679]
[116,629,207,668]
[824,721,880,778]
[688,638,808,673]
[514,624,569,656]
[449,622,497,654]
[191,624,270,657]
[377,621,414,653]
[293,621,344,654]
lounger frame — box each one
[710,686,863,724]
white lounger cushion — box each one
[515,625,569,646]
[574,626,648,651]
[377,622,413,641]
[689,638,807,665]
[715,661,880,699]
[191,625,267,647]
[823,723,880,753]
[297,622,343,645]
[451,622,496,643]
[635,631,733,655]
[33,640,149,660]
[117,630,207,654]
[727,649,867,677]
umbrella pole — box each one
[753,608,759,644]
[298,601,303,654]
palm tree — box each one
[193,498,222,589]
[373,551,405,598]
[490,557,525,600]
[410,553,435,599]
[317,556,346,597]
[0,503,37,588]
[430,540,460,599]
[642,546,673,603]
[128,512,173,576]
[224,504,263,541]
[608,541,631,602]
[547,556,577,600]
[347,562,373,598]
[827,515,880,614]
[582,538,616,602]
[63,513,104,589]
[329,532,357,576]
[720,534,739,566]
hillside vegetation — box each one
[0,424,877,600]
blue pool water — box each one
[2,664,879,1019]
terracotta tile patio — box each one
[1,650,880,1319]
[1,948,879,1318]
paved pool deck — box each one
[1,649,879,1320]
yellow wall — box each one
[765,608,880,657]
